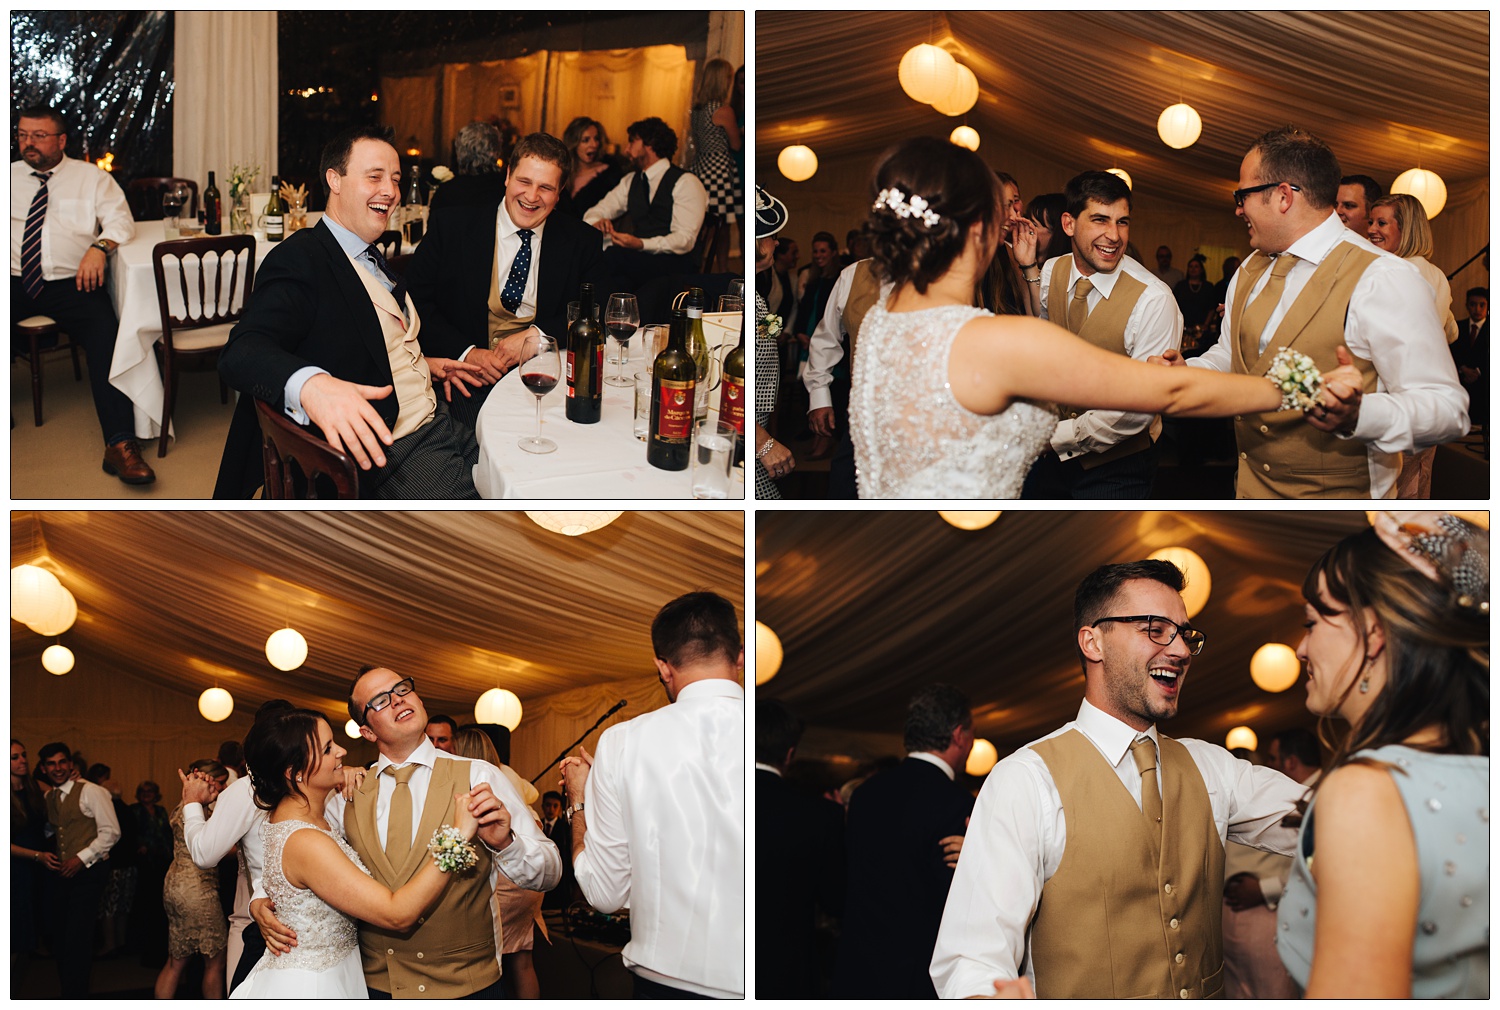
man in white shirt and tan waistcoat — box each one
[1177,126,1468,498]
[38,740,121,997]
[1022,171,1184,498]
[561,592,745,999]
[931,559,1306,999]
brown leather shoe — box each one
[102,439,156,485]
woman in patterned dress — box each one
[752,186,796,497]
[156,758,230,999]
[691,58,742,269]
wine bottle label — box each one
[266,215,283,229]
[566,346,605,398]
[719,376,746,433]
[566,351,575,396]
[655,378,694,441]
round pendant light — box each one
[266,627,308,671]
[524,511,623,536]
[1391,167,1448,219]
[1250,643,1301,693]
[1157,103,1203,149]
[931,63,979,116]
[199,687,234,723]
[476,688,523,730]
[777,145,819,183]
[1106,167,1133,190]
[939,511,1002,530]
[12,564,63,625]
[27,586,77,637]
[345,719,362,739]
[41,644,74,675]
[755,621,783,685]
[1147,546,1211,618]
[898,43,959,105]
[1224,725,1258,752]
[965,738,999,776]
[949,126,980,151]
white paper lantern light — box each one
[965,738,999,776]
[1147,547,1211,618]
[265,627,308,671]
[939,511,1002,530]
[41,644,74,675]
[1106,167,1133,190]
[776,145,818,183]
[898,43,959,105]
[1391,167,1448,219]
[931,63,979,116]
[199,687,234,722]
[524,511,623,536]
[12,565,63,625]
[1157,103,1203,149]
[949,126,980,151]
[755,621,783,685]
[345,719,362,739]
[1225,725,1258,752]
[1250,643,1301,693]
[476,688,523,730]
[26,586,77,637]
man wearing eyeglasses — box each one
[250,665,560,998]
[1167,126,1467,498]
[11,104,154,485]
[931,559,1306,999]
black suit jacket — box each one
[831,757,973,998]
[405,197,604,358]
[756,769,845,998]
[541,817,574,909]
[1452,318,1489,423]
[213,221,409,498]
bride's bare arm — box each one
[949,315,1283,418]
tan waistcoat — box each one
[343,758,498,999]
[1047,262,1154,466]
[346,256,436,441]
[1229,243,1383,499]
[842,258,882,368]
[486,230,538,346]
[1029,731,1224,999]
[46,782,98,863]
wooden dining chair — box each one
[692,213,725,274]
[13,314,83,426]
[254,398,360,499]
[151,234,256,456]
[127,177,200,220]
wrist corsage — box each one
[428,826,478,873]
[758,312,783,340]
[1265,347,1323,412]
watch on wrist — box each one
[568,800,585,819]
[91,240,111,254]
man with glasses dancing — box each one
[250,665,560,998]
[931,559,1306,999]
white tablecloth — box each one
[473,312,745,499]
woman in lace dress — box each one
[848,137,1364,498]
[1276,512,1487,997]
[230,710,477,999]
[156,758,230,999]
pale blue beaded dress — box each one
[1276,745,1489,997]
[850,303,1057,498]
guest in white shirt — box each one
[10,104,153,485]
[561,592,745,999]
[930,560,1305,999]
[584,116,708,291]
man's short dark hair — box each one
[542,790,563,805]
[508,132,572,191]
[627,116,677,160]
[453,121,504,175]
[1064,170,1132,219]
[426,714,458,733]
[1467,286,1488,301]
[1249,126,1341,210]
[347,663,385,726]
[903,684,971,754]
[85,763,110,783]
[19,104,66,133]
[756,699,805,766]
[1074,559,1187,632]
[37,741,71,764]
[217,740,244,768]
[319,125,397,194]
[1273,727,1321,768]
[1339,174,1383,206]
[651,592,741,668]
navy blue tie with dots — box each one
[500,229,534,314]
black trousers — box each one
[11,275,137,444]
[229,918,266,993]
[600,247,696,297]
[45,859,110,997]
[1021,440,1160,500]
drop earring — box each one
[1358,677,1370,694]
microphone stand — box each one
[532,700,627,784]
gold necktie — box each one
[1239,254,1297,353]
[1130,737,1163,850]
[1067,277,1094,334]
[384,764,418,864]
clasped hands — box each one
[592,219,644,251]
[559,746,593,801]
[1150,345,1366,435]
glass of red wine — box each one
[517,331,561,454]
[604,292,640,387]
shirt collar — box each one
[376,735,438,775]
[908,750,957,780]
[1074,698,1159,769]
[1284,210,1359,267]
[496,196,546,241]
[1069,255,1123,298]
[674,678,744,704]
[754,762,784,777]
[320,213,378,261]
[641,158,671,187]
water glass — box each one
[632,371,652,441]
[717,295,744,313]
[691,419,737,499]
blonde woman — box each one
[691,58,742,269]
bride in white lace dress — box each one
[850,137,1360,498]
[230,710,477,999]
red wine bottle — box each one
[718,313,746,464]
[648,309,695,470]
[565,283,603,424]
[203,171,222,235]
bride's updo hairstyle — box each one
[243,707,328,811]
[864,136,1002,294]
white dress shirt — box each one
[1190,212,1468,495]
[11,155,134,278]
[1407,254,1460,344]
[51,778,121,867]
[802,257,893,412]
[930,699,1305,998]
[575,678,745,998]
[1039,254,1183,459]
[184,775,274,954]
[584,158,708,256]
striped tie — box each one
[21,171,50,299]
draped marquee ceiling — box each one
[11,511,745,728]
[756,12,1490,214]
[756,510,1378,761]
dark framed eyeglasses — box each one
[1233,181,1301,208]
[361,676,416,723]
[1090,615,1205,655]
[16,130,62,143]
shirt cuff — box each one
[808,386,833,411]
[1260,874,1285,908]
[284,366,331,424]
[457,344,477,361]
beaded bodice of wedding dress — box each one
[851,302,1058,498]
[259,819,367,972]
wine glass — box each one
[516,331,561,454]
[727,277,746,303]
[604,292,639,387]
